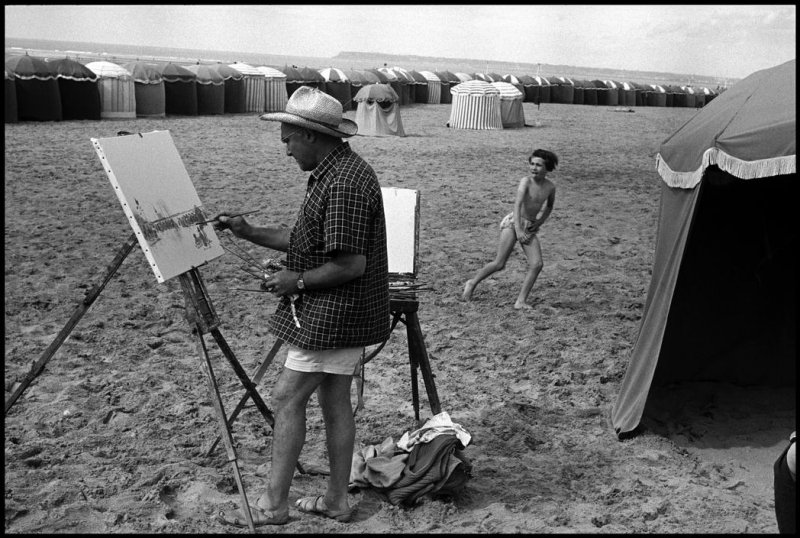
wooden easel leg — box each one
[405,311,442,418]
[195,329,255,533]
[205,339,283,457]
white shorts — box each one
[284,345,363,376]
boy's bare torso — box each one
[519,176,555,221]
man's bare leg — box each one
[315,373,356,514]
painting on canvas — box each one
[381,187,419,277]
[91,130,224,283]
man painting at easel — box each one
[217,86,391,526]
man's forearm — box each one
[237,225,290,252]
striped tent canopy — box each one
[85,60,136,119]
[124,61,165,117]
[419,70,442,103]
[257,66,288,113]
[490,81,523,99]
[47,57,101,120]
[454,72,473,82]
[229,62,266,112]
[448,79,502,130]
[472,73,492,82]
[318,67,352,111]
[183,64,224,115]
[501,74,525,94]
[486,72,504,82]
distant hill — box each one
[5,37,735,88]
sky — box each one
[4,4,796,80]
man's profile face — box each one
[280,124,316,171]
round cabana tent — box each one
[434,71,459,104]
[354,83,405,137]
[617,81,637,107]
[491,81,525,128]
[211,63,245,113]
[646,84,667,107]
[158,63,198,115]
[531,76,551,103]
[318,67,352,111]
[123,61,165,118]
[419,71,442,104]
[547,76,574,104]
[602,80,621,106]
[229,62,265,112]
[257,66,288,113]
[343,69,367,102]
[516,75,539,103]
[388,67,417,105]
[407,70,430,104]
[612,59,796,439]
[183,64,224,115]
[501,74,525,95]
[6,54,62,121]
[448,79,502,130]
[5,67,18,123]
[575,79,597,105]
[683,86,704,108]
[298,66,326,93]
[571,79,585,105]
[280,65,305,98]
[85,61,136,119]
[590,80,611,105]
[376,68,405,107]
[46,57,101,120]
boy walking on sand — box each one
[463,148,558,309]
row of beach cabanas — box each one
[5,53,721,123]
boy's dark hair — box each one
[529,149,559,171]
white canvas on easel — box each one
[91,130,224,283]
[381,187,419,277]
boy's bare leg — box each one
[515,236,543,309]
[463,228,516,300]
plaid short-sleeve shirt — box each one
[269,142,391,350]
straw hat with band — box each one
[260,86,357,138]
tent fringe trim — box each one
[656,149,796,188]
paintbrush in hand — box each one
[197,209,260,225]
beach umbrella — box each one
[85,60,136,119]
[46,57,101,120]
[353,83,399,103]
[612,59,796,438]
[183,64,224,115]
[6,54,62,121]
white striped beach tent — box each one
[447,79,502,130]
[454,72,473,82]
[490,81,525,128]
[257,66,288,112]
[85,61,136,119]
[229,62,265,113]
[419,71,442,104]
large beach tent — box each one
[447,79,502,130]
[280,65,305,98]
[575,79,597,105]
[354,83,405,137]
[158,63,198,116]
[257,66,288,113]
[611,59,796,438]
[46,57,101,120]
[434,71,460,104]
[490,81,525,128]
[211,63,245,113]
[183,64,225,115]
[123,61,165,118]
[590,80,611,105]
[531,76,551,103]
[516,74,539,103]
[5,54,62,121]
[318,67,352,111]
[228,62,265,113]
[408,70,431,104]
[419,71,443,104]
[380,67,413,105]
[85,60,136,119]
[387,67,417,105]
[602,80,621,106]
[617,81,637,107]
[5,67,18,123]
[343,69,367,102]
[646,84,667,107]
[547,76,574,104]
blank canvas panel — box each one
[91,130,224,283]
[381,187,419,276]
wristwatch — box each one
[296,272,305,291]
